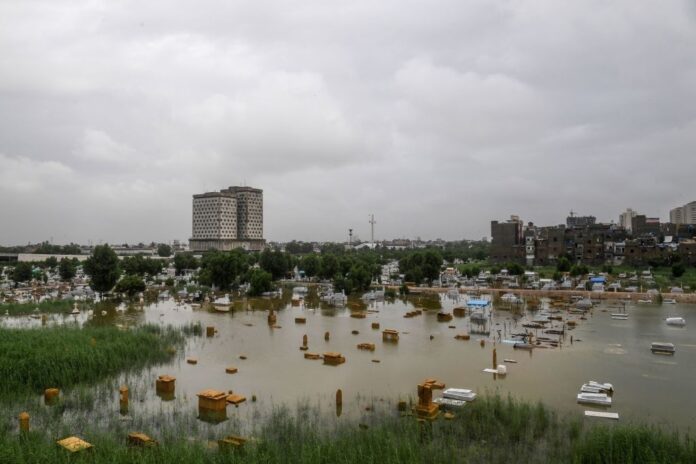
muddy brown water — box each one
[3,292,695,430]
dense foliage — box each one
[247,268,273,296]
[157,243,172,257]
[259,249,293,280]
[121,255,164,277]
[198,250,249,290]
[399,251,443,284]
[32,241,82,255]
[11,262,33,283]
[113,275,146,297]
[174,252,199,275]
[58,258,78,281]
[83,245,120,293]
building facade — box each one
[189,186,265,252]
[670,201,696,225]
[619,208,637,232]
[490,213,694,267]
[490,216,524,263]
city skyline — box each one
[2,1,696,245]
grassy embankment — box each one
[0,324,195,398]
[0,395,694,463]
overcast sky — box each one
[1,1,695,245]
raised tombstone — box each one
[57,436,93,454]
[218,435,247,452]
[206,326,215,337]
[304,352,321,360]
[415,383,439,420]
[267,309,277,325]
[371,322,380,330]
[226,393,247,405]
[436,312,453,322]
[44,388,60,405]
[197,389,227,411]
[324,331,330,341]
[295,317,306,324]
[18,412,29,432]
[453,307,467,317]
[323,352,346,366]
[119,385,129,415]
[357,343,376,351]
[127,432,158,448]
[225,366,238,374]
[382,329,399,343]
[156,375,176,394]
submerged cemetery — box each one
[1,283,695,462]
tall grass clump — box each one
[0,300,78,315]
[0,324,187,398]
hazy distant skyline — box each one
[1,1,695,245]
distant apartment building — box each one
[619,208,637,232]
[566,212,596,228]
[490,212,695,267]
[189,186,265,252]
[669,201,696,225]
[631,215,660,236]
[490,216,524,263]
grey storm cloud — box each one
[1,0,695,245]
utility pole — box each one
[349,229,353,247]
[369,214,376,247]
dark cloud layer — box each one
[1,0,695,244]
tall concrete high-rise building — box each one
[619,208,637,232]
[189,186,264,252]
[670,201,696,225]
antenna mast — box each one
[369,214,376,246]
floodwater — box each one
[4,290,696,430]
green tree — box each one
[556,257,571,273]
[285,241,314,254]
[114,275,146,297]
[157,243,172,257]
[259,249,291,280]
[44,257,58,269]
[58,258,76,281]
[399,250,443,283]
[247,269,273,296]
[672,263,686,278]
[199,250,248,290]
[11,262,33,284]
[174,253,199,275]
[348,262,373,292]
[570,264,589,277]
[319,254,339,280]
[122,256,163,276]
[83,244,120,294]
[506,262,524,276]
[302,254,320,278]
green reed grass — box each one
[0,324,191,398]
[0,394,693,463]
[0,300,79,315]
